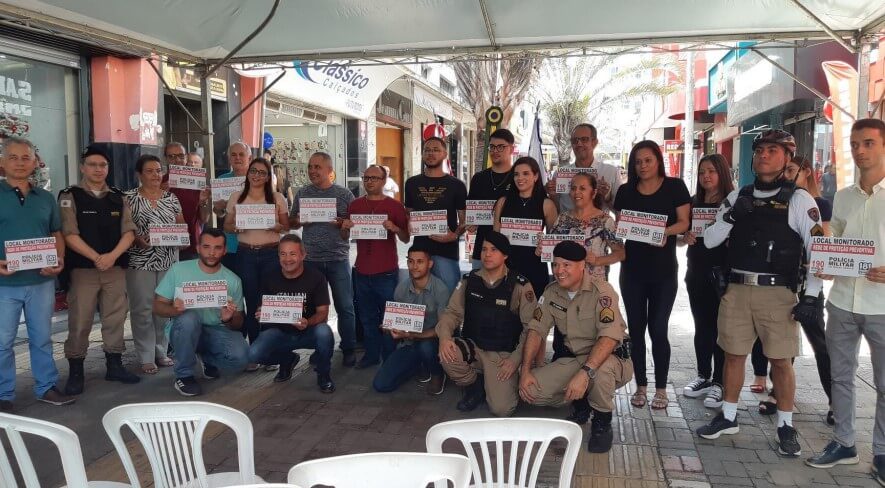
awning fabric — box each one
[2,0,883,63]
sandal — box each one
[651,391,669,410]
[758,400,777,415]
[156,357,174,367]
[631,390,647,408]
[141,363,159,375]
[749,384,766,394]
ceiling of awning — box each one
[0,0,882,64]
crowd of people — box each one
[0,118,882,476]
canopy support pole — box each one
[749,47,856,121]
[146,57,204,132]
[477,0,497,49]
[787,0,856,54]
[205,0,281,79]
[199,64,216,223]
[857,40,871,118]
[861,12,885,37]
[225,70,285,127]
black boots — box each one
[64,358,85,395]
[587,409,614,453]
[456,376,486,412]
[566,398,591,425]
[105,353,140,384]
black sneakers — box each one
[456,378,486,412]
[274,352,301,383]
[696,412,739,439]
[873,454,885,486]
[805,441,859,468]
[777,424,802,457]
[682,376,712,398]
[174,377,202,397]
[203,363,220,380]
[317,373,335,393]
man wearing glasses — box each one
[546,124,622,213]
[58,146,140,396]
[163,142,210,260]
[466,128,515,269]
[341,165,409,368]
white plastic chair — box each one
[102,401,265,488]
[426,418,583,488]
[0,412,129,487]
[287,452,471,488]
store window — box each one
[0,53,76,193]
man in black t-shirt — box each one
[466,128,515,269]
[404,137,467,292]
[247,234,335,393]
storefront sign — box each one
[616,210,667,246]
[821,61,858,190]
[409,210,448,236]
[809,237,876,277]
[235,204,277,229]
[465,200,495,226]
[349,214,387,239]
[148,224,190,246]
[538,234,586,262]
[299,198,338,223]
[179,280,228,309]
[664,140,682,178]
[727,48,795,126]
[382,301,426,333]
[168,165,207,190]
[499,217,543,247]
[259,295,304,323]
[4,237,57,272]
[413,85,454,121]
[376,89,412,127]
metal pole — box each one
[787,0,856,54]
[683,50,695,190]
[205,0,281,79]
[856,40,871,118]
[199,65,216,224]
[226,70,285,127]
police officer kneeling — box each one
[519,241,633,453]
[437,231,537,417]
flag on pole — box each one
[527,104,547,183]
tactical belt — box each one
[728,272,791,287]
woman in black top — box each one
[493,156,558,297]
[679,154,734,409]
[751,155,834,423]
[613,141,691,410]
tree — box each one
[536,54,681,166]
[453,54,540,171]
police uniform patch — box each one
[533,307,543,321]
[807,207,820,222]
[524,289,535,302]
[598,296,612,309]
[810,224,824,237]
[599,307,615,323]
[60,199,72,207]
[550,301,567,312]
[537,296,545,305]
[495,299,507,306]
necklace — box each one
[519,195,532,207]
[489,170,509,190]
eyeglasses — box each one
[362,175,384,182]
[570,136,594,145]
[165,154,186,160]
[488,144,510,152]
[248,168,268,177]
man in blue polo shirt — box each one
[211,142,252,272]
[0,137,74,411]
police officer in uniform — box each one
[437,231,538,417]
[519,241,633,453]
[696,130,823,458]
[58,146,140,395]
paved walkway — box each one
[5,249,879,487]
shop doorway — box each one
[376,127,403,201]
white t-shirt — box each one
[383,177,399,198]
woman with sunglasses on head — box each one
[125,154,186,375]
[751,155,834,424]
[613,140,691,410]
[493,156,558,299]
[224,158,290,363]
[679,154,734,409]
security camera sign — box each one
[168,165,207,190]
[382,302,426,333]
[4,237,57,272]
[259,295,304,323]
[616,210,667,246]
[499,217,542,247]
[148,224,190,246]
[809,237,876,277]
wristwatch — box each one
[581,364,597,380]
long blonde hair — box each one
[791,156,820,198]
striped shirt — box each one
[125,188,182,271]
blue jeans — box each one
[169,310,249,379]
[305,260,356,352]
[430,255,462,293]
[373,339,443,393]
[354,270,398,363]
[235,246,280,343]
[248,324,334,375]
[0,280,58,400]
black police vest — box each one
[726,182,803,284]
[64,186,129,269]
[461,271,524,352]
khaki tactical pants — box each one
[442,338,519,417]
[64,267,128,358]
[527,355,633,413]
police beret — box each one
[483,231,511,256]
[82,145,110,163]
[553,240,587,262]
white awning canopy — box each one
[1,0,882,64]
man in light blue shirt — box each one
[153,228,248,396]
